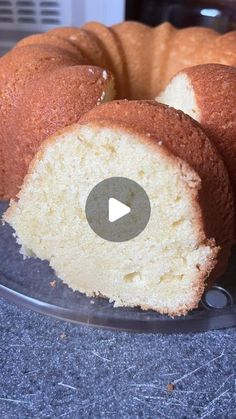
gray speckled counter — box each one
[0,298,235,419]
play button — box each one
[85,177,151,242]
[108,198,131,222]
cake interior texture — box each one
[157,73,200,121]
[5,125,218,316]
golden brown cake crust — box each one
[15,32,85,58]
[2,66,114,200]
[180,64,236,233]
[83,22,128,98]
[0,43,81,200]
[79,100,234,280]
[111,22,236,97]
[0,22,236,201]
[112,21,155,99]
[48,26,111,70]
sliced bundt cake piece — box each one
[4,101,234,316]
[157,64,236,233]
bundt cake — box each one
[157,64,236,232]
[0,22,236,199]
[4,101,234,316]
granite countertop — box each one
[0,298,235,419]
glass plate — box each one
[0,201,235,333]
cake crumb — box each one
[60,332,67,340]
[88,68,94,74]
[97,91,106,105]
[50,280,57,288]
[102,70,108,80]
[100,91,106,101]
[167,383,175,392]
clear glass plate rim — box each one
[1,280,236,334]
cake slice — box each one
[157,63,236,234]
[3,101,234,316]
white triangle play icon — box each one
[108,197,131,223]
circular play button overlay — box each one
[85,177,151,242]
